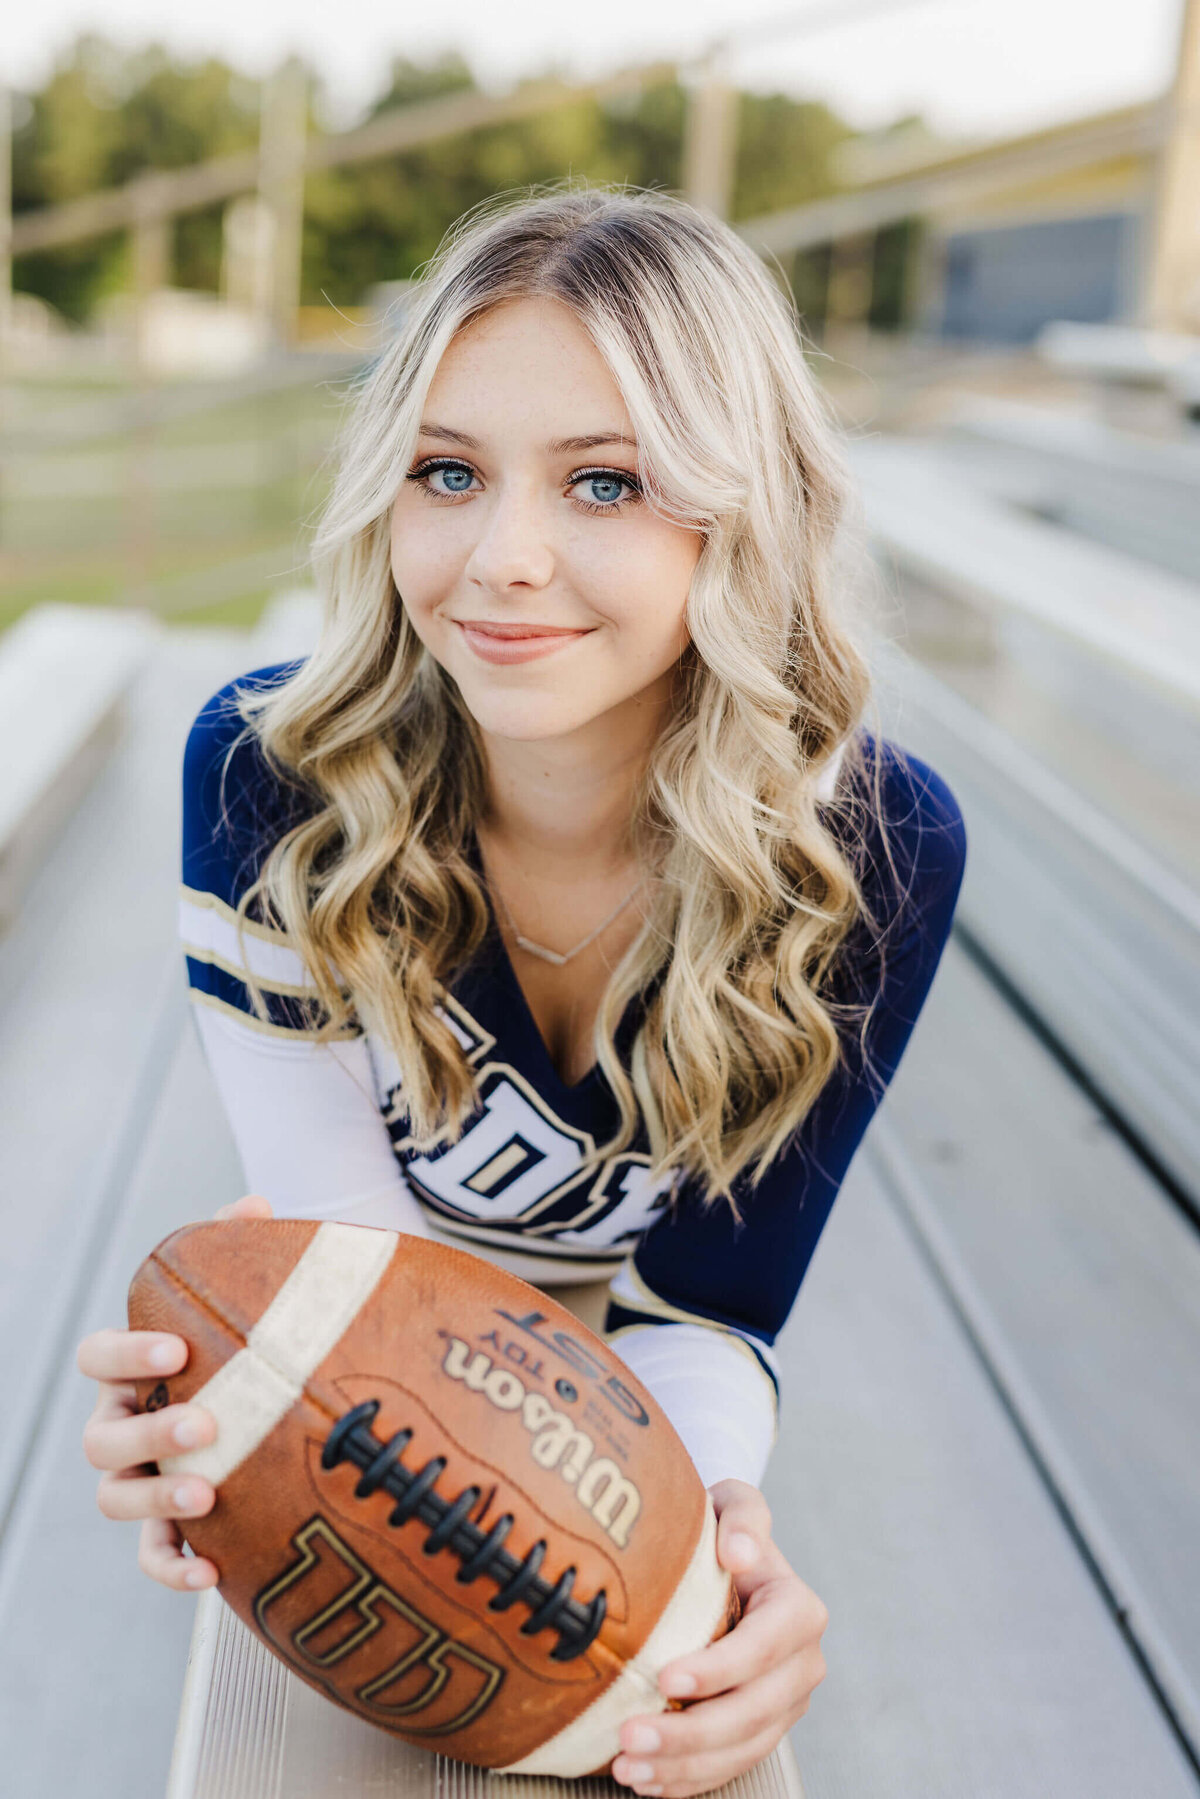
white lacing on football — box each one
[499,1495,730,1778]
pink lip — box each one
[454,621,593,665]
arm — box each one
[76,668,435,1602]
[180,662,432,1234]
[607,737,968,1489]
[185,970,433,1237]
[607,739,968,1796]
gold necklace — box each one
[483,862,646,968]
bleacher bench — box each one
[2,601,1199,1796]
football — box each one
[127,1219,737,1775]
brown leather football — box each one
[127,1219,737,1775]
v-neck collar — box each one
[462,825,647,1103]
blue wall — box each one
[937,209,1142,343]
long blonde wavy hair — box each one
[220,178,897,1213]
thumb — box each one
[710,1478,772,1575]
[214,1193,274,1222]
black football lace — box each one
[321,1399,607,1662]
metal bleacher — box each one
[3,477,1199,1799]
[927,393,1200,581]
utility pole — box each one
[0,83,10,370]
[129,170,172,372]
[258,56,309,352]
[221,192,275,320]
[682,44,738,220]
[1143,0,1200,332]
[0,83,11,551]
[823,231,876,357]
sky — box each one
[5,0,1185,144]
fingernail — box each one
[185,1567,209,1588]
[625,1727,660,1755]
[173,1484,195,1510]
[661,1670,697,1698]
[624,1763,655,1784]
[150,1342,177,1370]
[728,1531,759,1567]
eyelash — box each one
[405,457,642,517]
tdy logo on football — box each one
[441,1338,641,1547]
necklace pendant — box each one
[515,935,569,966]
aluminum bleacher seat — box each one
[4,597,1199,1797]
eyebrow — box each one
[417,422,638,455]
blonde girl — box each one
[78,179,966,1796]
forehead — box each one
[424,298,633,435]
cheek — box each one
[390,510,448,614]
[596,522,698,631]
[618,554,696,656]
[601,598,691,677]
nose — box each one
[463,480,555,593]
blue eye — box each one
[408,460,476,499]
[571,471,639,513]
[406,459,642,516]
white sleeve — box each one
[606,1321,777,1492]
[189,1001,433,1236]
[193,1004,774,1482]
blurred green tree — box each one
[11,31,897,328]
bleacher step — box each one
[0,603,163,931]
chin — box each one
[461,691,601,742]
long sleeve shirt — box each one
[179,660,967,1489]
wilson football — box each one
[127,1219,737,1775]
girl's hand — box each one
[611,1479,828,1798]
[77,1192,274,1591]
